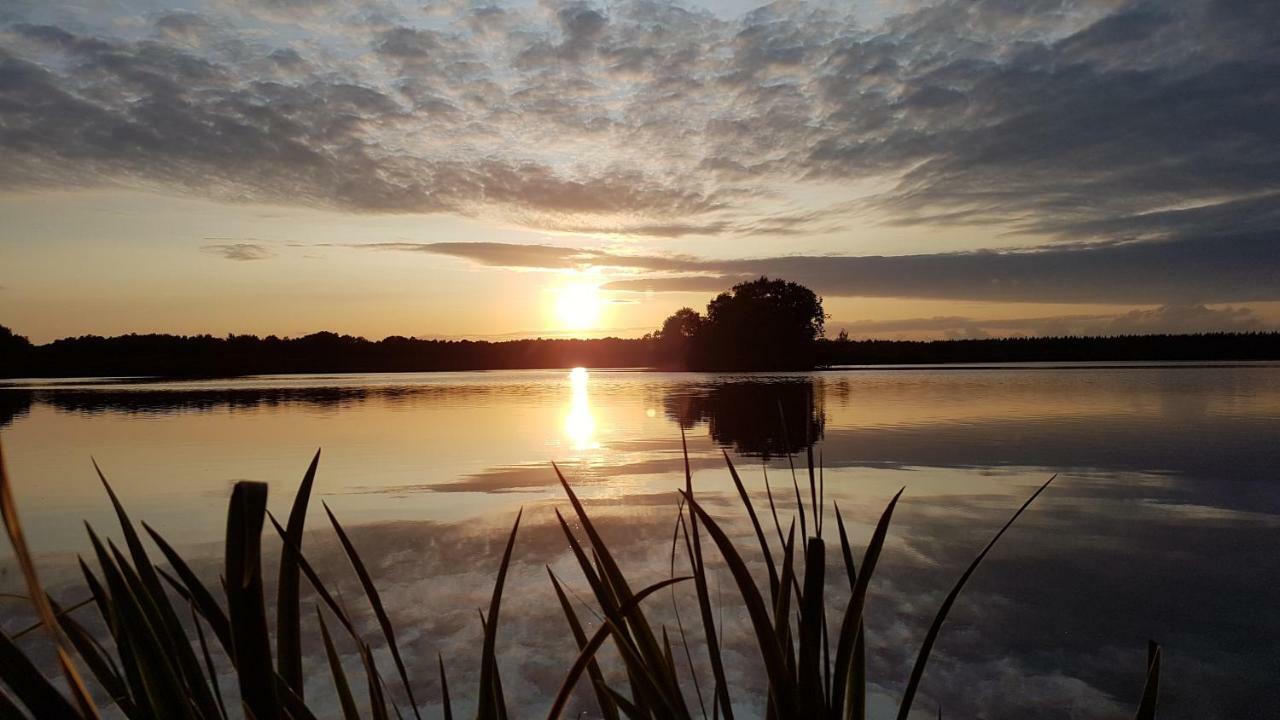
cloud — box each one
[831,304,1273,339]
[361,235,1280,305]
[0,0,1276,248]
[202,242,274,261]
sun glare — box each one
[554,281,603,331]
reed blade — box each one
[555,465,676,711]
[682,441,733,720]
[324,502,423,720]
[88,530,192,718]
[1134,641,1161,720]
[797,537,825,716]
[0,687,26,720]
[226,481,279,720]
[545,576,690,720]
[94,470,220,720]
[316,607,360,720]
[830,490,902,717]
[278,449,321,695]
[0,626,88,718]
[723,452,779,601]
[143,522,233,653]
[683,493,797,715]
[191,602,229,720]
[895,476,1056,720]
[0,441,100,719]
[548,568,619,720]
[438,655,453,720]
[477,509,522,720]
[51,595,130,710]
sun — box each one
[554,281,603,331]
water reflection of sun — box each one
[564,367,597,450]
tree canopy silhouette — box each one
[653,277,827,370]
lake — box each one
[1,364,1278,719]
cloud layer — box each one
[355,237,1280,305]
[1,0,1277,252]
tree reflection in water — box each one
[664,378,824,459]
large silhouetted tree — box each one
[0,325,32,376]
[652,307,704,369]
[654,277,826,370]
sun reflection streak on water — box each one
[564,367,597,451]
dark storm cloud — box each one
[1,0,1278,300]
[380,234,1279,304]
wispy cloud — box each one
[201,242,274,261]
[349,236,1280,305]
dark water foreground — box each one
[1,364,1277,718]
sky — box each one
[0,0,1277,342]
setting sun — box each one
[554,281,603,331]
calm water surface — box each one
[1,365,1277,718]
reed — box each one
[0,439,1161,718]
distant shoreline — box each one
[3,329,1279,380]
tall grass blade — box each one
[78,547,152,715]
[477,509,522,720]
[0,626,90,718]
[324,502,423,720]
[554,464,676,713]
[895,475,1056,720]
[359,641,390,720]
[226,481,279,720]
[797,537,825,716]
[278,449,321,696]
[0,441,100,719]
[1134,641,1161,720]
[11,597,94,640]
[314,608,359,720]
[683,493,797,715]
[548,569,619,720]
[190,602,228,720]
[95,468,220,720]
[438,655,453,720]
[0,687,26,720]
[723,452,779,601]
[833,505,865,720]
[50,595,130,710]
[830,489,902,718]
[546,577,689,720]
[88,528,191,718]
[669,502,708,720]
[765,522,796,720]
[679,434,733,720]
[274,673,320,720]
[266,514,357,637]
[143,522,233,653]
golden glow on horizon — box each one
[564,367,597,451]
[554,279,604,331]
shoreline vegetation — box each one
[0,442,1162,719]
[4,278,1278,378]
[3,326,1279,381]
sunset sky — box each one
[1,0,1277,342]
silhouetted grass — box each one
[0,439,1161,719]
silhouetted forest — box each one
[817,332,1280,365]
[2,323,1279,379]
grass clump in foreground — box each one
[0,439,1162,719]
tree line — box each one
[4,276,1280,377]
